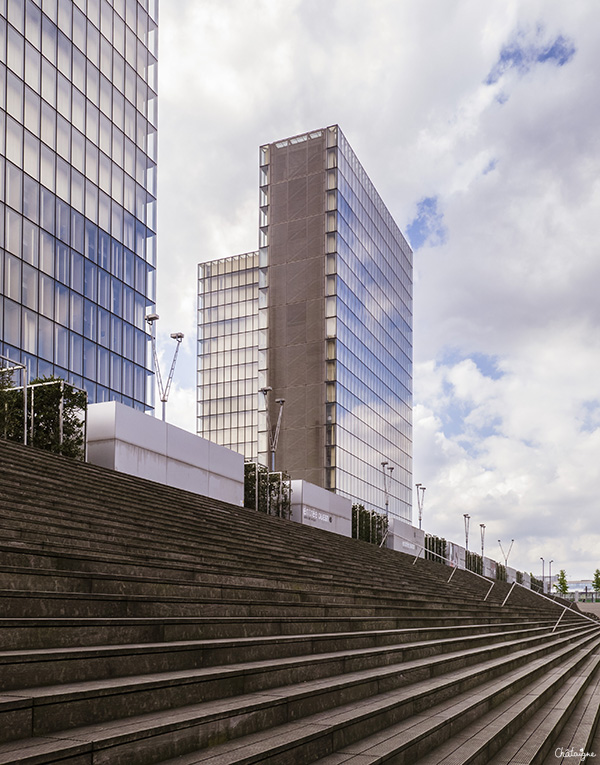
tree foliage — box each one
[352,504,388,546]
[530,574,543,593]
[554,569,569,595]
[465,550,483,575]
[244,462,291,519]
[425,534,447,564]
[0,374,86,460]
[593,569,600,595]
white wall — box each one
[387,516,425,555]
[86,401,244,506]
[290,480,352,537]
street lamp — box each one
[548,560,554,595]
[415,483,426,530]
[260,387,285,471]
[480,523,486,559]
[540,558,545,594]
[145,314,184,422]
[464,514,471,553]
[498,539,514,567]
[382,462,394,519]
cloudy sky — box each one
[155,1,600,582]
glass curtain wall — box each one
[197,252,259,460]
[330,126,413,521]
[0,0,158,410]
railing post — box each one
[552,606,568,633]
[30,385,35,444]
[59,380,64,448]
[412,547,423,565]
[447,566,458,583]
[23,374,28,446]
[501,581,517,607]
[484,581,495,602]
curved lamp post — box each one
[146,314,184,422]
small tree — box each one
[530,574,543,593]
[592,569,600,602]
[554,569,569,595]
[0,367,25,442]
[27,377,87,458]
[425,534,447,564]
[244,462,291,519]
[1,373,86,459]
[496,562,507,582]
[352,504,388,546]
[465,550,483,575]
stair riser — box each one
[3,632,591,743]
[0,625,566,691]
[0,572,500,613]
[0,615,549,651]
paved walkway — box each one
[578,602,600,616]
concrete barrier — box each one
[86,401,244,506]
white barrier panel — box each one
[86,401,244,506]
[387,516,425,554]
[290,480,352,537]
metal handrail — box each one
[404,535,600,628]
[508,580,600,628]
[552,606,568,633]
[411,540,496,588]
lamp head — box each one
[146,313,159,324]
[170,332,184,341]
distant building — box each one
[197,251,259,461]
[197,126,413,521]
[1,0,158,410]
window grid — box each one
[0,0,156,410]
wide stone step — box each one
[417,644,600,765]
[0,524,467,612]
[150,632,600,765]
[0,627,596,764]
[1,614,539,653]
[539,652,600,764]
[0,623,566,692]
[0,585,513,621]
[0,566,503,619]
[0,623,582,707]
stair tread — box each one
[0,628,595,762]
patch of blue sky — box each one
[441,402,501,455]
[485,31,576,85]
[406,196,447,251]
[439,349,504,381]
[579,401,600,433]
[483,159,498,175]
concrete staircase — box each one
[0,438,598,764]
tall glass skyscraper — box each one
[198,126,412,521]
[197,251,259,461]
[0,0,158,411]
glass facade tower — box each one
[0,0,158,410]
[197,251,259,461]
[198,126,412,521]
